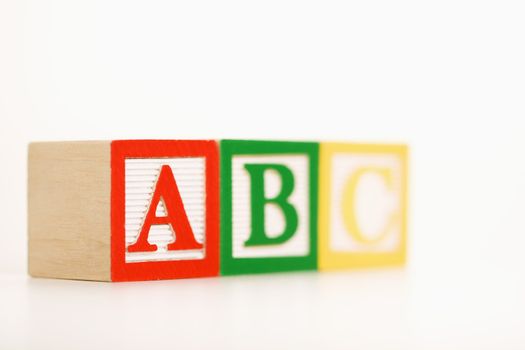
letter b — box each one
[243,164,298,246]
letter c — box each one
[341,167,398,244]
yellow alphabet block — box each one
[318,143,409,270]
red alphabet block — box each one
[28,140,219,281]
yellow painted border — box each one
[318,143,409,270]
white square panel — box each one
[124,157,206,263]
[231,155,310,258]
[330,153,403,253]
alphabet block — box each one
[28,140,219,281]
[318,143,408,270]
[220,140,318,275]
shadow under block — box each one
[28,140,220,282]
[220,140,318,275]
[318,143,409,270]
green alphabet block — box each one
[220,140,319,275]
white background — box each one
[1,0,524,349]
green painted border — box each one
[220,140,319,275]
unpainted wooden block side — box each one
[28,141,112,281]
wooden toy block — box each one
[28,140,219,281]
[220,140,318,275]
[318,143,408,270]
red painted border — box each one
[111,140,219,282]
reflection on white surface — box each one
[2,263,525,349]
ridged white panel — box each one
[232,155,310,258]
[125,157,206,263]
[329,153,402,252]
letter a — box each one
[127,165,203,253]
